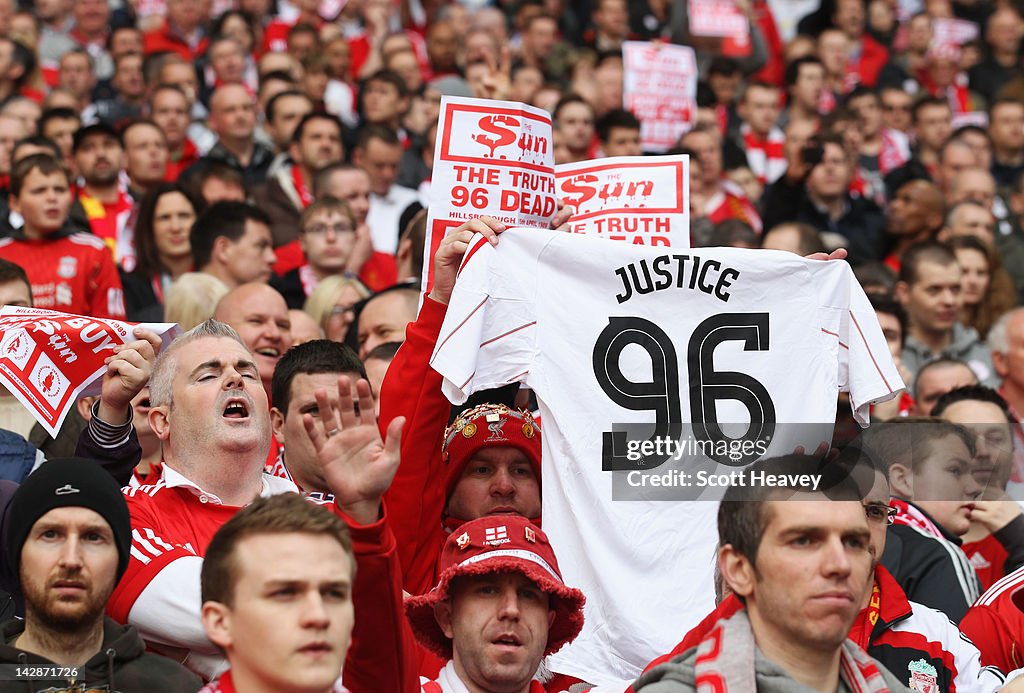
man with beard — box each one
[73,122,134,269]
[0,458,201,691]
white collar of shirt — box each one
[160,465,298,505]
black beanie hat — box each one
[5,458,132,584]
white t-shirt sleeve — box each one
[430,232,540,404]
[839,268,905,424]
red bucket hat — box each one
[405,515,585,660]
[441,404,543,502]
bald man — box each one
[356,287,418,359]
[886,179,946,268]
[205,83,274,187]
[214,283,293,398]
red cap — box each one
[404,515,585,659]
[441,404,542,502]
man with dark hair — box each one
[257,112,345,267]
[270,197,359,309]
[0,256,30,307]
[933,385,1022,590]
[634,455,906,693]
[149,84,199,180]
[360,70,410,132]
[989,97,1024,188]
[903,97,952,180]
[262,89,313,155]
[553,94,595,164]
[190,200,276,288]
[0,458,202,691]
[895,241,993,384]
[596,107,641,157]
[73,122,134,267]
[912,358,980,416]
[269,339,365,493]
[183,160,246,209]
[37,107,79,169]
[735,82,784,185]
[783,56,825,130]
[353,125,418,255]
[762,134,887,265]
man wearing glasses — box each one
[272,196,359,310]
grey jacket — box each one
[901,322,997,389]
[632,646,912,693]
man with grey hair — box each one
[989,307,1024,483]
[107,319,405,680]
[940,201,997,245]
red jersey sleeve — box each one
[959,603,1024,673]
[379,296,451,595]
[107,489,199,623]
[333,502,420,693]
[88,243,126,319]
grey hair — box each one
[149,319,248,406]
[987,307,1024,355]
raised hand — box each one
[302,375,405,525]
[97,327,162,425]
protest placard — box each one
[0,307,180,436]
[422,96,557,291]
[622,41,698,153]
[555,155,690,247]
[689,0,748,37]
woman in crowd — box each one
[304,275,371,342]
[948,234,1016,338]
[121,183,200,321]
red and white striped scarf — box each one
[693,608,891,692]
[890,498,943,538]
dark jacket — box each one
[0,617,202,692]
[761,175,887,266]
[255,168,303,248]
[881,503,982,624]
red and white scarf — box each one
[890,498,943,538]
[693,609,891,692]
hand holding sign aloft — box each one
[96,327,162,425]
[428,216,507,305]
[303,375,405,525]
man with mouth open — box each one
[405,514,585,693]
[214,282,293,402]
[106,319,411,689]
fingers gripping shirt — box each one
[428,228,904,686]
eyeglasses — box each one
[328,305,355,321]
[304,223,354,235]
[864,502,897,525]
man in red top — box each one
[109,318,408,689]
[142,0,209,60]
[680,125,762,233]
[0,153,125,319]
[406,515,585,693]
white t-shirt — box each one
[429,228,904,685]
